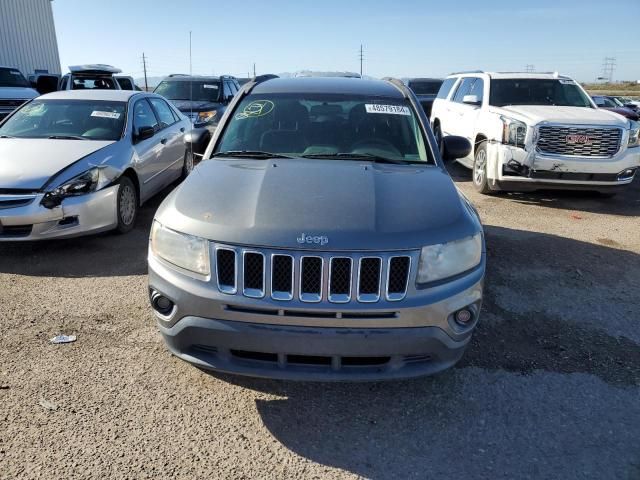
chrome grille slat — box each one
[536,125,622,158]
[357,257,382,303]
[211,246,414,304]
[243,251,265,298]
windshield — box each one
[154,80,221,102]
[0,67,30,88]
[0,100,126,141]
[489,79,593,108]
[408,80,442,95]
[215,93,431,163]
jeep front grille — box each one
[213,245,413,304]
[536,125,622,158]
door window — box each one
[468,78,484,103]
[452,78,476,103]
[149,98,177,127]
[133,99,159,133]
[436,78,457,100]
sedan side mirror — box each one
[135,125,155,142]
[442,136,472,161]
[463,95,481,106]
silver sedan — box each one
[0,90,194,240]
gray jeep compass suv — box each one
[148,76,485,380]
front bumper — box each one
[0,186,118,241]
[148,253,484,380]
[487,141,640,190]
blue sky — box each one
[52,0,640,82]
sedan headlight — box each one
[628,124,639,147]
[41,167,108,208]
[417,233,482,284]
[150,221,210,276]
[501,116,527,148]
[196,110,217,125]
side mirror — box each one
[442,136,472,161]
[135,125,155,142]
[462,95,481,106]
[35,74,60,95]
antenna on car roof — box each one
[189,31,193,140]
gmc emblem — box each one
[566,134,592,145]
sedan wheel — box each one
[116,176,138,234]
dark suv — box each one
[405,78,443,117]
[154,75,240,131]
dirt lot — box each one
[1,166,639,479]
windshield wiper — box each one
[301,152,423,165]
[47,135,87,140]
[213,150,294,159]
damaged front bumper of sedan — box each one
[0,186,119,240]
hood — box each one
[168,99,222,112]
[156,158,479,251]
[0,86,38,100]
[492,105,629,127]
[0,138,114,190]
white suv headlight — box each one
[150,221,210,275]
[628,124,639,147]
[417,233,482,283]
[501,116,527,148]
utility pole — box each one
[601,57,616,83]
[359,44,364,77]
[253,63,256,78]
[525,64,535,73]
[142,52,148,91]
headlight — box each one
[417,233,482,284]
[501,116,527,148]
[196,110,217,125]
[150,221,210,275]
[628,125,639,147]
[41,167,108,208]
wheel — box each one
[433,124,445,157]
[115,176,138,234]
[473,141,492,194]
[182,147,195,179]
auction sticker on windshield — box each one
[365,104,411,115]
[91,111,121,119]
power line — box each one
[525,64,535,73]
[358,44,364,76]
[141,53,149,91]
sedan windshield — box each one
[0,100,126,141]
[0,67,30,88]
[216,93,431,163]
[154,80,221,102]
[489,79,593,108]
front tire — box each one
[473,141,492,194]
[115,176,138,234]
[182,148,195,179]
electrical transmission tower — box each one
[525,64,535,73]
[601,57,616,83]
[358,44,364,77]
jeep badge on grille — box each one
[297,233,329,246]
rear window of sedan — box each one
[0,100,127,141]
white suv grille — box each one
[536,125,622,158]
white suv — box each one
[430,72,640,195]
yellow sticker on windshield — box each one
[235,100,275,119]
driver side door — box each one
[131,98,164,202]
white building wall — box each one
[0,0,61,75]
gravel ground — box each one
[1,166,639,479]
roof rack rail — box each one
[382,77,410,99]
[168,73,190,77]
[449,70,485,75]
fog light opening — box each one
[454,308,474,326]
[618,168,636,181]
[151,291,175,316]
